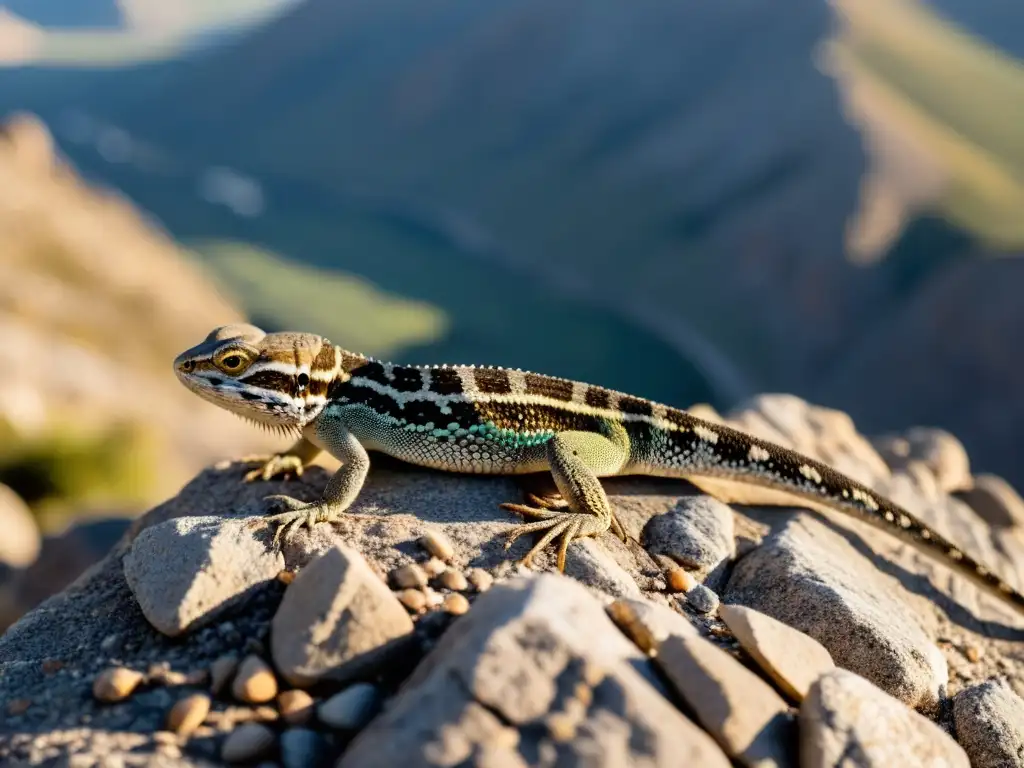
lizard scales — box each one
[175,323,1024,616]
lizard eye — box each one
[214,350,252,374]
[297,373,309,390]
[181,360,195,373]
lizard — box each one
[174,323,1024,616]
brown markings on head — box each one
[524,372,574,402]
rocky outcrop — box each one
[1,396,1022,766]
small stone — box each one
[422,557,446,578]
[391,563,428,589]
[277,570,296,585]
[253,705,279,722]
[719,603,834,702]
[93,666,144,703]
[606,598,698,655]
[123,515,285,637]
[668,568,695,593]
[955,474,1024,529]
[271,544,415,687]
[802,669,969,767]
[953,679,1024,768]
[166,693,211,736]
[40,659,64,675]
[655,632,795,766]
[397,588,426,612]
[318,683,382,730]
[642,496,736,580]
[438,568,468,591]
[466,568,493,593]
[6,698,30,715]
[277,689,315,725]
[964,645,982,664]
[232,655,278,704]
[210,655,239,696]
[686,585,719,615]
[221,722,276,763]
[420,529,455,562]
[443,593,470,615]
[280,728,329,768]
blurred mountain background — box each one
[0,0,1022,580]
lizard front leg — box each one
[263,425,370,545]
[242,435,323,482]
[501,430,627,572]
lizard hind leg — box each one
[499,430,626,572]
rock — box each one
[606,597,698,655]
[642,496,735,585]
[953,679,1024,768]
[725,515,947,709]
[873,427,972,493]
[443,593,470,615]
[221,722,276,763]
[270,543,415,688]
[123,514,284,637]
[391,563,428,589]
[209,654,239,696]
[719,604,834,702]
[438,568,468,591]
[277,689,315,726]
[165,693,211,736]
[686,584,720,615]
[563,537,643,598]
[340,573,731,767]
[801,669,970,767]
[397,588,427,612]
[0,483,40,568]
[955,474,1024,530]
[280,728,330,768]
[655,632,795,767]
[92,667,144,703]
[231,654,278,704]
[419,530,455,562]
[318,683,382,730]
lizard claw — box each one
[243,454,305,483]
[262,495,323,546]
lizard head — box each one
[174,323,345,433]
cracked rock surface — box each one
[2,396,1024,766]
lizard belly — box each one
[336,403,552,475]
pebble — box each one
[668,568,695,593]
[443,593,470,615]
[221,722,276,763]
[209,655,239,696]
[93,667,144,703]
[318,683,382,730]
[466,568,493,593]
[277,689,315,725]
[397,588,427,612]
[391,563,428,589]
[422,557,447,578]
[686,585,720,615]
[438,568,468,591]
[166,693,211,736]
[953,679,1024,768]
[419,529,455,562]
[232,655,278,704]
[719,603,834,702]
[280,728,329,768]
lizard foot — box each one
[262,495,331,545]
[242,454,305,483]
[501,504,606,572]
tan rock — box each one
[92,666,144,703]
[655,633,795,767]
[166,693,211,736]
[231,655,278,704]
[719,603,834,702]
